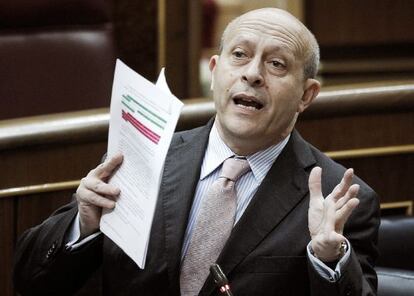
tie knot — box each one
[220,157,250,181]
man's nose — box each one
[242,59,264,87]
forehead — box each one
[223,11,307,58]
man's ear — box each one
[209,55,219,90]
[297,78,321,113]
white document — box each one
[100,59,183,268]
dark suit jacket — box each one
[13,121,380,296]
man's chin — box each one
[216,116,260,139]
[225,125,258,140]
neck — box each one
[215,124,291,156]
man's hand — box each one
[75,153,123,238]
[308,167,360,262]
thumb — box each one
[309,167,323,202]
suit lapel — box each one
[161,120,214,291]
[203,131,317,295]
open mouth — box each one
[233,95,264,110]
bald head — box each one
[219,8,319,79]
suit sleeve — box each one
[307,183,380,296]
[13,199,103,296]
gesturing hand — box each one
[308,167,360,262]
[76,153,124,238]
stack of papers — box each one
[101,59,184,268]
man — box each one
[14,8,379,296]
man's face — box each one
[209,11,318,154]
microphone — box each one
[210,264,233,296]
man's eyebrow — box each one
[265,43,297,59]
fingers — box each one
[336,184,360,231]
[309,167,360,261]
[83,177,120,196]
[77,173,121,206]
[79,189,117,209]
[331,168,354,201]
[76,153,123,209]
[308,166,322,200]
[93,152,124,180]
[335,181,359,210]
[314,168,360,234]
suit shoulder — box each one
[306,142,376,197]
[171,123,212,146]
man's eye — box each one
[232,51,246,58]
[271,60,285,68]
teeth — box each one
[234,97,263,110]
[244,105,257,111]
[236,102,259,110]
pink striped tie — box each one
[180,157,251,295]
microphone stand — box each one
[210,264,234,296]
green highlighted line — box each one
[125,94,167,124]
[126,94,137,104]
[121,101,135,113]
[137,110,165,130]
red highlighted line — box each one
[122,110,161,144]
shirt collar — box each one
[200,121,290,183]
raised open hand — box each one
[308,167,360,262]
